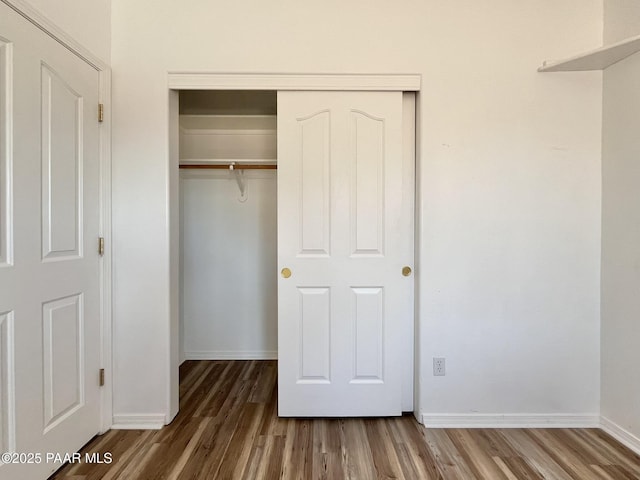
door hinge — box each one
[98,103,104,123]
[99,368,105,387]
[98,237,105,256]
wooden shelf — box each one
[539,34,640,72]
[179,114,276,160]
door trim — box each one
[0,0,105,70]
[2,0,113,433]
[168,73,421,91]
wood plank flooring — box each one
[50,360,640,479]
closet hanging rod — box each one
[179,163,277,170]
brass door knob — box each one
[281,268,291,279]
[402,266,412,277]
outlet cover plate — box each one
[433,357,445,376]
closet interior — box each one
[179,90,278,362]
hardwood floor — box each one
[51,360,640,479]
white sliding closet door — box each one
[277,91,414,417]
[0,4,102,479]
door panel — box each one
[351,287,384,382]
[0,38,10,268]
[298,111,330,257]
[351,111,385,256]
[298,287,331,382]
[278,91,414,417]
[0,3,102,479]
[41,64,83,260]
[42,294,83,432]
[0,311,13,455]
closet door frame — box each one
[167,73,421,420]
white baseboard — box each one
[112,414,166,430]
[185,350,277,360]
[600,416,640,455]
[420,413,600,429]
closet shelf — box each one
[538,34,640,72]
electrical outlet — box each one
[433,357,446,376]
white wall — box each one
[111,0,603,423]
[603,0,640,43]
[22,0,110,64]
[601,0,640,447]
[180,171,277,360]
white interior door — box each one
[0,4,102,478]
[277,90,414,417]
